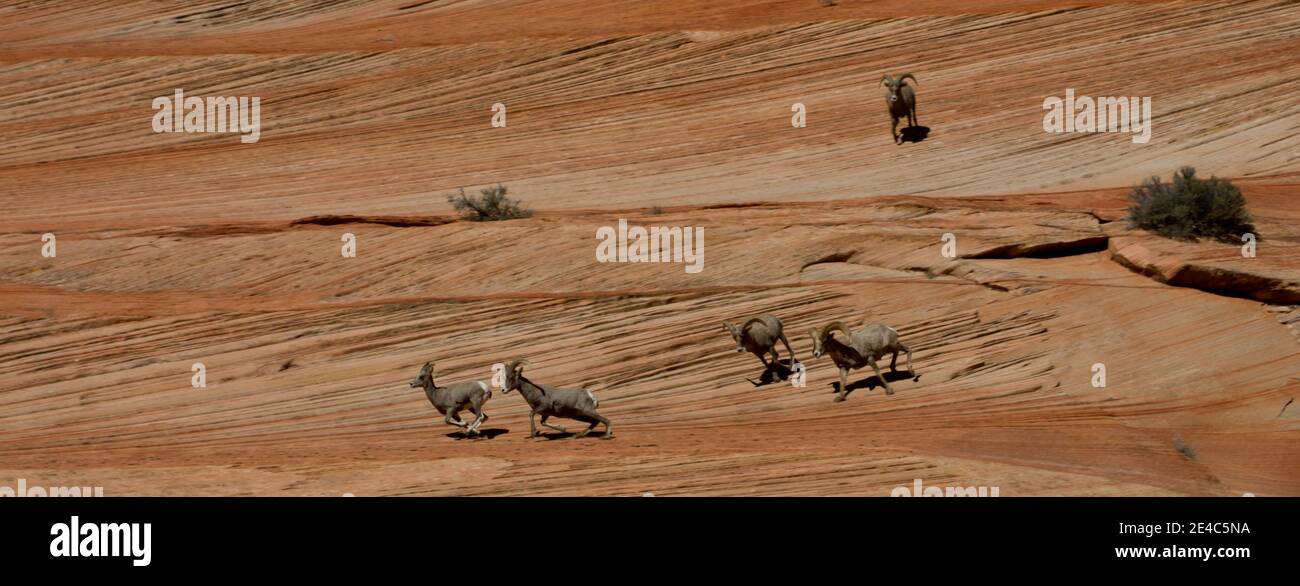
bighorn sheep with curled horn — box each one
[881,73,918,144]
[408,361,493,436]
[502,358,612,439]
[724,314,799,380]
[809,321,915,401]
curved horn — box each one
[741,317,768,333]
[879,74,894,87]
[420,361,433,374]
[897,73,918,86]
[505,358,529,373]
[818,321,852,340]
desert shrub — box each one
[447,184,533,221]
[1127,167,1254,242]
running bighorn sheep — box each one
[502,358,612,439]
[723,314,798,378]
[809,321,914,401]
[881,73,918,144]
[408,361,493,435]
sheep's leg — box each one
[891,116,900,143]
[908,106,917,128]
[869,357,893,395]
[539,414,567,434]
[779,333,798,367]
[832,366,846,393]
[769,348,786,379]
[755,350,774,381]
[574,414,611,439]
[834,367,849,402]
[904,344,914,375]
[466,405,486,434]
[445,411,469,431]
[889,350,899,373]
[528,411,540,438]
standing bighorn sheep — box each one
[881,73,918,144]
[809,321,914,401]
[502,358,612,439]
[408,361,493,435]
[724,314,798,379]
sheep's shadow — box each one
[826,370,920,397]
[899,126,930,143]
[444,427,508,440]
[748,359,799,387]
[534,430,614,440]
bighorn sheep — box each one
[881,73,918,144]
[723,314,798,379]
[809,321,914,401]
[408,361,492,436]
[502,358,612,439]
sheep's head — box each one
[502,358,528,393]
[722,321,746,353]
[808,329,824,358]
[809,322,851,358]
[410,362,434,389]
[880,73,917,104]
